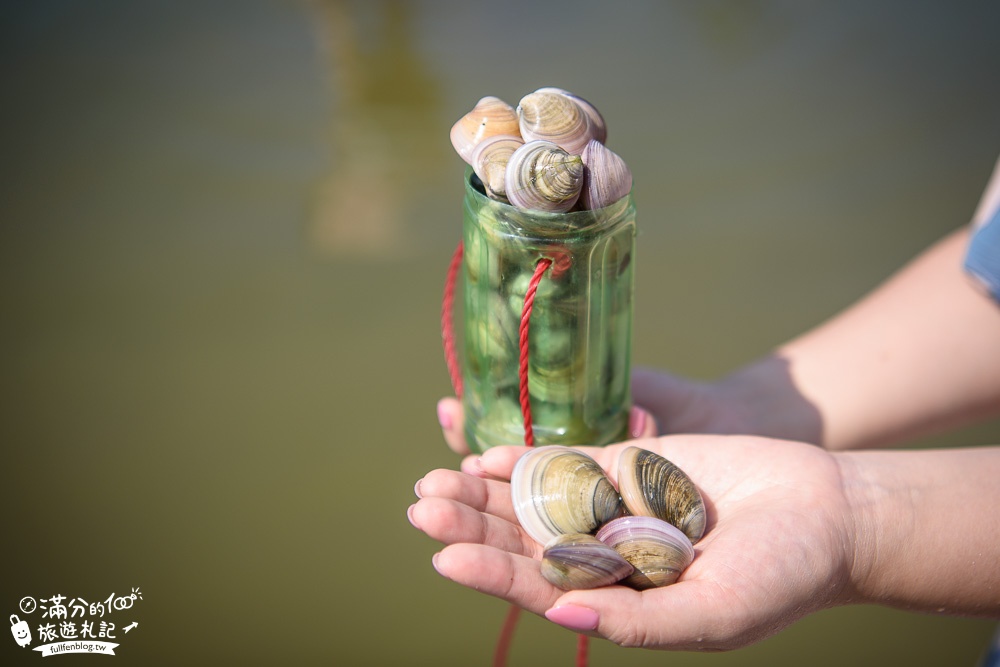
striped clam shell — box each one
[617,446,706,544]
[541,533,634,590]
[596,516,695,590]
[580,139,632,210]
[471,134,523,202]
[534,87,607,144]
[504,140,584,213]
[511,446,625,546]
[517,90,598,156]
[450,96,521,165]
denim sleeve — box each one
[965,207,1000,303]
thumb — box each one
[543,581,743,651]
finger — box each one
[628,406,658,439]
[477,446,531,481]
[459,454,485,477]
[545,579,746,650]
[432,543,563,615]
[437,397,469,455]
[409,497,541,558]
[414,468,516,521]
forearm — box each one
[722,227,1000,450]
[838,446,1000,616]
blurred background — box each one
[2,1,999,665]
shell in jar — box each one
[517,90,597,156]
[534,87,607,144]
[471,134,524,202]
[580,139,632,210]
[450,96,521,165]
[505,140,584,213]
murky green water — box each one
[2,2,999,665]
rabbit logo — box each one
[10,614,31,647]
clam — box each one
[450,96,521,165]
[472,135,523,203]
[511,446,625,546]
[580,139,632,210]
[505,141,584,213]
[517,90,597,156]
[617,446,706,544]
[596,516,695,590]
[541,533,634,590]
[534,87,607,144]
[470,293,518,369]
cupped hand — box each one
[407,435,860,651]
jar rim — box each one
[464,167,634,239]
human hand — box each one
[408,436,859,651]
[436,394,657,475]
[435,361,807,471]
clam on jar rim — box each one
[464,167,634,239]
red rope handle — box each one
[441,240,464,398]
[491,605,521,667]
[440,242,589,667]
[517,257,552,447]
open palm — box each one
[409,435,859,651]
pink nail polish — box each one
[629,408,647,438]
[437,402,453,431]
[545,605,600,632]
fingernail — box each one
[431,552,444,575]
[413,478,424,498]
[406,504,420,529]
[437,402,453,431]
[629,408,647,439]
[545,604,600,632]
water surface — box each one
[2,2,999,665]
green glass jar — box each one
[462,169,636,452]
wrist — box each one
[833,448,1000,615]
[831,451,908,607]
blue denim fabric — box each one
[979,623,1000,666]
[965,207,1000,303]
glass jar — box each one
[462,169,636,452]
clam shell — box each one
[541,533,634,590]
[471,134,523,203]
[596,516,694,590]
[534,87,607,144]
[511,446,625,546]
[517,91,596,156]
[617,446,707,544]
[581,139,632,210]
[505,140,584,213]
[450,96,521,165]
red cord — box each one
[441,240,464,398]
[517,258,552,448]
[492,604,521,667]
[577,633,590,667]
[441,242,588,667]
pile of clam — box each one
[450,88,632,212]
[512,445,705,591]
